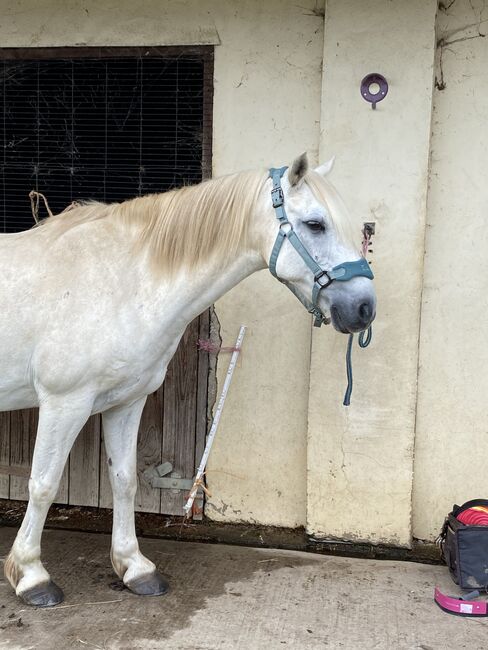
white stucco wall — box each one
[206,2,325,527]
[413,0,488,541]
[307,0,438,545]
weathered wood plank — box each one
[98,430,112,509]
[98,393,164,513]
[135,390,163,513]
[192,310,211,519]
[0,412,10,498]
[0,464,30,477]
[161,317,200,516]
[68,415,101,507]
[8,408,68,503]
[9,409,34,501]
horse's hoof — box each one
[126,571,169,596]
[20,580,64,607]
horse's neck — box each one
[149,249,266,331]
[131,181,270,330]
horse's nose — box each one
[358,300,375,327]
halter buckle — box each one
[314,270,332,289]
[271,187,284,208]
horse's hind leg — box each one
[102,397,169,596]
[5,393,92,607]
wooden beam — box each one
[0,464,30,478]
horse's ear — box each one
[315,156,335,177]
[288,152,309,187]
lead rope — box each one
[343,326,372,406]
[343,226,374,406]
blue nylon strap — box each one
[269,167,328,326]
[269,229,285,279]
[269,228,327,325]
[286,229,324,277]
[269,167,289,222]
[329,258,374,282]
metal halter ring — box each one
[278,221,293,234]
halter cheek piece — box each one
[268,166,374,327]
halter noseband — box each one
[268,166,374,327]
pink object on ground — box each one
[434,587,488,617]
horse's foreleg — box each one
[102,397,169,596]
[5,393,92,607]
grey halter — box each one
[268,166,374,327]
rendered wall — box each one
[206,2,324,528]
[413,0,488,541]
[307,0,437,545]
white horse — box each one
[1,153,375,606]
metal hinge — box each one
[143,461,194,491]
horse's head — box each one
[262,153,376,333]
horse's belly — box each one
[0,345,38,411]
[0,386,38,411]
[91,365,167,414]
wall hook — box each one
[360,73,388,109]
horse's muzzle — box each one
[331,299,376,334]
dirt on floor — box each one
[0,526,486,650]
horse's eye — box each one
[305,220,325,233]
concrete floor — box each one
[0,527,487,650]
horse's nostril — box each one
[359,302,372,322]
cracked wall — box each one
[205,0,325,527]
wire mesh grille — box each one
[0,55,208,232]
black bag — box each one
[439,499,488,590]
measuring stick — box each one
[183,325,246,516]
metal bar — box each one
[0,45,215,61]
[183,325,246,516]
[151,476,194,490]
[0,464,30,478]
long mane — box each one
[38,170,268,274]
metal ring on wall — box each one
[360,73,388,109]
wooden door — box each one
[0,310,209,517]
